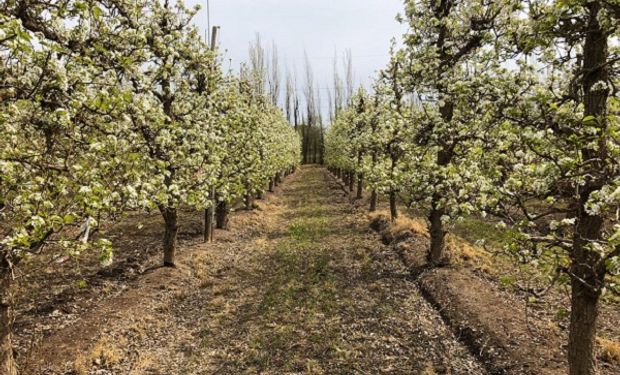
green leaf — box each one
[92,6,103,20]
[583,115,596,124]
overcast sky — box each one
[186,0,407,118]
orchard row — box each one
[0,1,300,373]
[325,1,619,375]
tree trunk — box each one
[204,187,215,243]
[216,200,230,230]
[245,193,254,211]
[389,189,398,221]
[567,3,609,374]
[268,178,274,192]
[428,192,447,265]
[302,126,307,164]
[160,206,178,267]
[256,190,264,200]
[356,173,363,199]
[0,261,17,375]
[369,151,378,211]
[568,275,602,375]
[204,208,213,243]
[427,138,453,263]
[388,154,399,221]
[370,189,377,212]
[568,203,604,375]
[348,171,354,192]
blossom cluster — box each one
[0,0,301,266]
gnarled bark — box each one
[567,3,609,374]
[245,193,254,211]
[216,200,230,230]
[159,206,178,267]
[389,189,398,221]
[370,189,378,212]
[428,193,447,266]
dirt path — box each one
[28,166,486,374]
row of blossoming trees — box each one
[0,0,300,373]
[325,1,619,374]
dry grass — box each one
[389,216,428,237]
[128,353,156,375]
[598,337,620,364]
[445,234,496,273]
[370,212,497,275]
[254,236,269,250]
[368,210,428,237]
[368,210,390,222]
[420,363,438,375]
[73,336,124,374]
[368,210,389,218]
[372,211,498,273]
[368,210,496,272]
[252,201,282,228]
[72,355,89,375]
[304,359,325,374]
[188,252,209,280]
[89,336,123,366]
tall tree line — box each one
[248,35,358,165]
